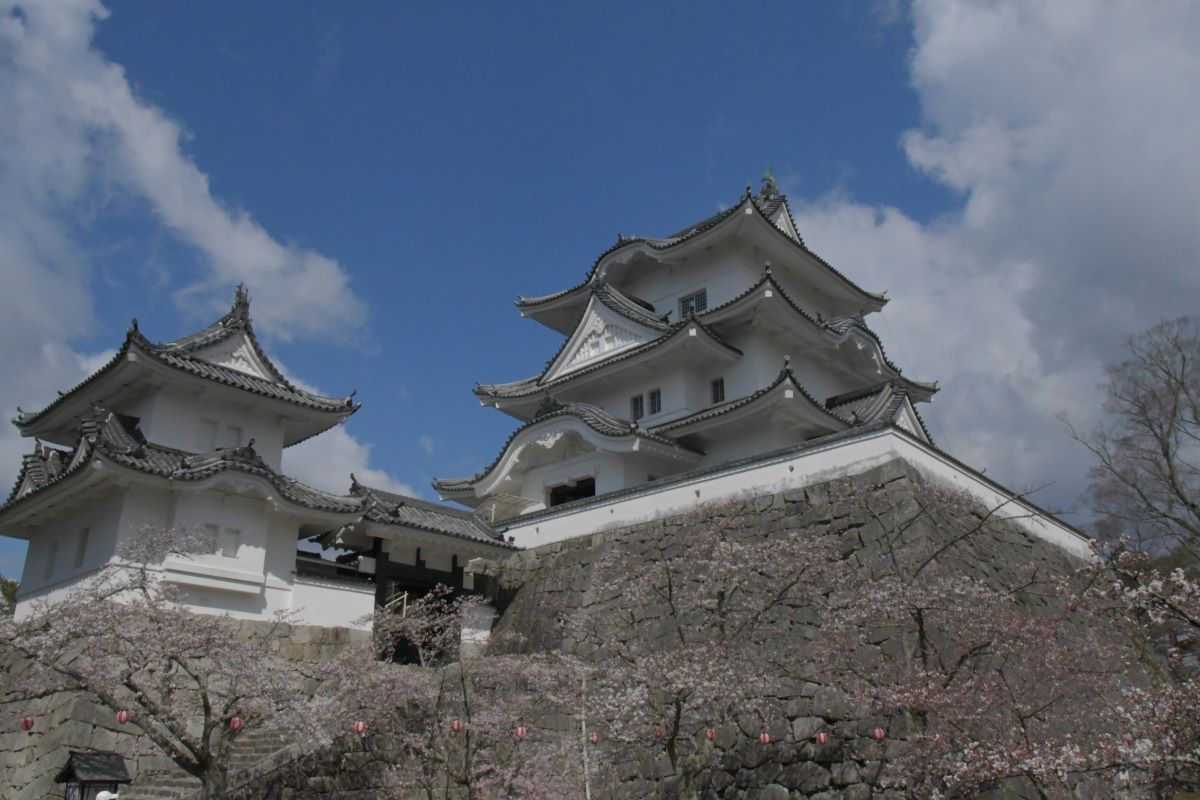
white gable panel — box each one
[770,203,800,242]
[543,300,658,382]
[893,398,930,443]
[190,333,278,381]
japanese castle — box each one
[1,178,1092,626]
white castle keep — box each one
[1,178,1092,626]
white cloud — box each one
[418,435,435,455]
[0,0,370,497]
[791,0,1200,513]
[283,427,417,498]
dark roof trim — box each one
[350,479,511,546]
[515,190,885,312]
[650,363,849,435]
[13,288,358,431]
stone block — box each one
[755,783,789,800]
[779,760,831,792]
[790,716,825,741]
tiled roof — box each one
[650,363,849,436]
[515,187,885,311]
[826,379,934,442]
[475,317,741,402]
[592,283,671,331]
[2,408,521,553]
[3,408,360,515]
[699,271,936,390]
[13,287,358,430]
[350,480,510,546]
[434,400,701,494]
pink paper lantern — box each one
[815,731,829,746]
[515,725,527,738]
[758,732,771,745]
[229,716,244,733]
[21,716,33,732]
[116,710,131,725]
[354,720,367,736]
[705,728,717,742]
[450,718,463,733]
[589,731,601,744]
[872,727,885,742]
[652,724,665,740]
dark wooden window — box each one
[549,478,596,507]
[630,394,645,420]
[711,377,726,404]
[648,388,662,415]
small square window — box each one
[648,388,662,415]
[219,528,241,558]
[201,523,220,554]
[630,394,645,420]
[680,289,708,318]
[220,425,243,449]
[711,377,726,404]
[198,419,218,451]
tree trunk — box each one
[200,765,228,800]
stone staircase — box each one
[121,728,293,800]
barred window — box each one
[630,394,645,420]
[711,377,726,404]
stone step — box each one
[123,730,299,800]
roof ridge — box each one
[516,185,885,312]
[475,317,743,403]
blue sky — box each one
[2,1,1199,578]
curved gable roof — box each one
[516,188,886,314]
[434,400,701,495]
[14,287,359,435]
[476,316,740,403]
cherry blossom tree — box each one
[327,593,604,800]
[0,528,342,800]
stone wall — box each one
[2,460,1095,799]
[0,622,368,800]
[483,458,1083,798]
[196,458,1092,800]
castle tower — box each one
[2,288,512,624]
[435,180,938,524]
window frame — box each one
[679,289,708,318]
[630,393,645,421]
[711,377,726,404]
[648,388,662,415]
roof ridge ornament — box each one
[232,283,251,318]
[764,261,772,276]
[760,168,779,199]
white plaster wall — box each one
[291,576,374,629]
[167,490,270,577]
[12,567,103,620]
[17,492,124,596]
[699,422,800,465]
[131,386,286,469]
[624,244,760,319]
[501,429,1094,561]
